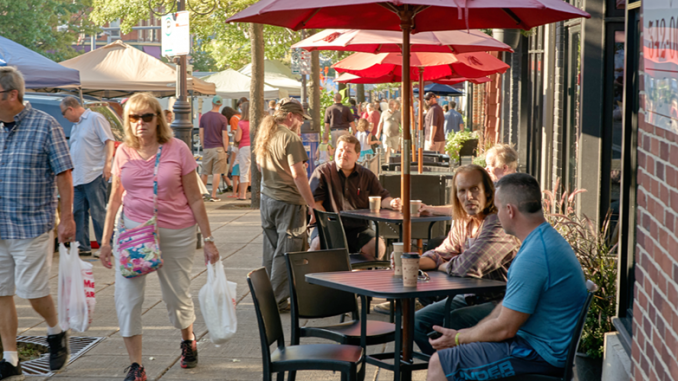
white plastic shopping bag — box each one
[58,243,96,332]
[199,261,237,344]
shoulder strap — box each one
[152,145,163,226]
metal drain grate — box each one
[17,335,104,376]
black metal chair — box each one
[284,249,396,347]
[498,282,597,381]
[313,209,390,270]
[247,267,365,381]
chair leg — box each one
[288,370,297,381]
[276,371,285,381]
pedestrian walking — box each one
[324,92,355,147]
[0,67,74,379]
[221,107,241,194]
[254,98,316,312]
[348,98,360,120]
[355,118,380,159]
[424,92,446,153]
[234,102,251,200]
[443,100,464,136]
[98,92,219,381]
[375,99,402,157]
[60,96,116,256]
[199,95,230,202]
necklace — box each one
[137,143,160,160]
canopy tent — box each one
[238,59,302,97]
[0,35,80,89]
[60,40,215,98]
[200,69,286,99]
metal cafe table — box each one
[339,209,452,256]
[306,270,506,381]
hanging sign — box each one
[162,11,190,56]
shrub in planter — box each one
[445,129,478,163]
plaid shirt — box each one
[0,103,73,239]
[423,214,519,283]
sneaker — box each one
[180,339,198,368]
[123,363,147,381]
[92,250,100,258]
[78,250,92,256]
[373,301,392,315]
[46,330,69,371]
[209,197,221,202]
[0,359,24,381]
[278,301,291,313]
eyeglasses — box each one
[129,113,157,123]
[0,90,12,94]
[61,107,70,116]
[417,270,430,282]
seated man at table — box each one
[309,134,401,259]
[412,165,519,356]
[426,173,588,381]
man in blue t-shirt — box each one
[426,173,587,381]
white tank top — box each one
[356,131,370,151]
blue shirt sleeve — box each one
[46,117,74,175]
[94,114,115,144]
[502,244,547,315]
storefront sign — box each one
[162,11,190,57]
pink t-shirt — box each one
[112,138,198,229]
[238,120,251,148]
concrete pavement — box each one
[14,198,428,381]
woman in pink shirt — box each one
[98,93,219,381]
[234,102,251,200]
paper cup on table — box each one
[369,196,381,213]
[392,242,404,276]
[401,253,420,287]
[410,200,422,218]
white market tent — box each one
[60,40,216,98]
[200,69,287,99]
[239,60,302,97]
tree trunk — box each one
[249,23,264,209]
[309,31,322,136]
[356,83,365,103]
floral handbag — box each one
[115,146,163,278]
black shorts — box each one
[311,226,376,254]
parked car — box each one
[23,92,124,140]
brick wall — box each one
[631,106,678,379]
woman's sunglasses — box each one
[129,113,157,123]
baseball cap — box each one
[424,92,437,100]
[279,98,311,120]
[212,95,223,105]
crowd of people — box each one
[0,64,588,381]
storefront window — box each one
[566,30,581,192]
[609,31,625,222]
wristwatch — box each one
[203,236,215,244]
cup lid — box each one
[392,242,404,246]
[401,253,420,259]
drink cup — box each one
[401,253,420,287]
[410,200,422,218]
[369,196,381,213]
[392,242,404,276]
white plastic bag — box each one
[199,261,237,344]
[58,243,96,332]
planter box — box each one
[492,29,521,50]
[574,352,603,381]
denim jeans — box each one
[414,295,498,355]
[74,175,108,252]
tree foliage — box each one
[0,0,98,61]
[90,0,302,71]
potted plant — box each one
[445,129,478,164]
[543,180,617,381]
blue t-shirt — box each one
[502,222,587,368]
[444,109,463,136]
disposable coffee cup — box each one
[401,253,420,287]
[369,196,381,213]
[410,200,422,218]
[392,242,404,276]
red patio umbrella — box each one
[292,28,513,54]
[227,0,589,259]
[336,72,490,85]
[333,51,509,81]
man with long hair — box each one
[254,98,316,312]
[411,165,519,356]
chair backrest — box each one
[247,267,285,359]
[314,209,350,251]
[285,249,358,320]
[561,289,596,381]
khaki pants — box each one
[114,215,197,337]
[425,140,445,153]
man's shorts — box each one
[0,231,54,299]
[437,336,563,380]
[202,147,228,175]
[383,136,400,150]
[311,225,376,254]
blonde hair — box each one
[486,143,518,170]
[356,118,370,132]
[254,113,287,164]
[123,93,173,149]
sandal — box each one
[209,197,221,202]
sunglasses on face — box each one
[129,113,157,123]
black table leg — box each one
[375,220,380,259]
[360,296,368,373]
[402,298,416,381]
[394,299,402,381]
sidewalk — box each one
[15,197,427,381]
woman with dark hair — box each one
[221,106,240,195]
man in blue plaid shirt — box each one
[0,67,75,379]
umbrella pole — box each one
[418,69,424,174]
[399,10,412,253]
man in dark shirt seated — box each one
[309,134,401,259]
